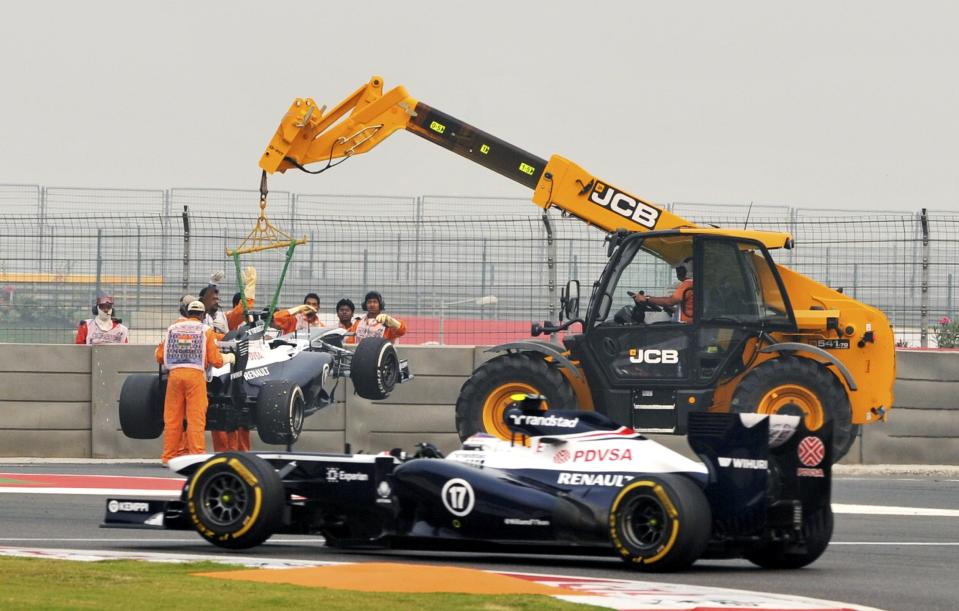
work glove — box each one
[222,353,236,365]
[375,313,401,329]
[242,266,257,300]
[287,304,317,316]
[209,270,225,285]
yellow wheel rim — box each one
[756,384,825,431]
[481,382,538,440]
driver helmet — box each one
[675,257,693,280]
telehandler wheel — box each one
[455,353,576,441]
[730,356,857,462]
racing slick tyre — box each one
[455,352,577,441]
[186,452,284,549]
[118,374,164,439]
[745,506,834,569]
[254,381,305,445]
[609,474,711,572]
[351,336,400,401]
[730,356,857,462]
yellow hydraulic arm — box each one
[260,76,704,240]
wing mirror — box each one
[561,280,580,321]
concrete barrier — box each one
[1,344,956,464]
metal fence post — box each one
[136,225,142,310]
[542,211,557,342]
[182,205,191,293]
[480,239,488,320]
[413,196,422,316]
[362,249,369,294]
[948,273,954,316]
[95,228,103,299]
[920,208,930,348]
[38,186,47,272]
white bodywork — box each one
[447,428,709,476]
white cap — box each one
[187,300,206,314]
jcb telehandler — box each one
[259,76,896,460]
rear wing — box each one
[686,412,831,536]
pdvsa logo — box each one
[588,181,662,229]
[629,349,679,364]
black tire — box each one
[609,474,712,572]
[254,381,305,445]
[118,374,164,439]
[730,357,856,462]
[745,506,833,569]
[455,353,576,441]
[186,452,284,549]
[351,336,400,401]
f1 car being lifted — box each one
[104,396,833,572]
[118,320,412,446]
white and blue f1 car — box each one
[103,396,833,572]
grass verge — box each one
[0,556,600,610]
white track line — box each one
[0,487,178,496]
[832,503,959,517]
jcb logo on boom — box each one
[588,182,661,229]
[629,349,679,364]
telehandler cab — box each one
[259,76,896,461]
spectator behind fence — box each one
[200,267,256,338]
[336,298,358,331]
[75,292,129,345]
[273,293,323,334]
[350,290,407,343]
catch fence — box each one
[0,184,950,346]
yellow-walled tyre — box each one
[187,452,284,550]
[609,475,711,572]
[730,356,857,462]
[454,353,576,441]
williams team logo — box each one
[588,181,662,229]
[798,436,825,467]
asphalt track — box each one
[1,462,957,611]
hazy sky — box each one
[2,1,957,211]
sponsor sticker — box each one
[508,414,579,428]
[553,449,571,464]
[797,467,825,478]
[243,367,270,381]
[557,472,634,487]
[569,448,633,463]
[717,457,768,470]
[325,467,369,483]
[107,500,150,513]
[441,478,475,517]
[504,518,550,526]
[798,436,826,467]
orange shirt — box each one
[225,298,254,331]
[671,279,694,322]
[272,310,327,334]
[349,315,407,343]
